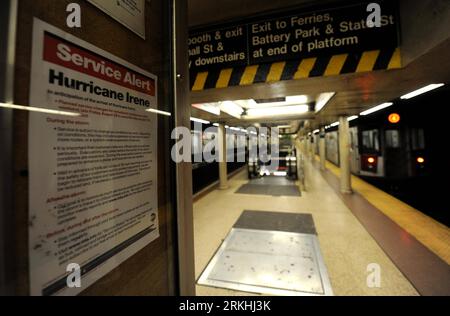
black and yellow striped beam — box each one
[190,48,401,91]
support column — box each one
[306,135,312,160]
[339,117,352,194]
[218,124,228,190]
[319,128,326,171]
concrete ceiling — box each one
[187,0,450,131]
[188,0,343,27]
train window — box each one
[385,130,401,148]
[411,128,426,150]
[362,130,380,151]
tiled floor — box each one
[193,159,419,296]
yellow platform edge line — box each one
[192,72,208,91]
[266,62,286,82]
[314,155,450,265]
[324,54,348,76]
[294,58,317,79]
[240,65,259,85]
[356,50,381,73]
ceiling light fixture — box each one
[285,95,308,104]
[400,83,445,100]
[220,101,244,118]
[190,117,210,124]
[330,121,340,127]
[315,92,336,113]
[360,102,393,116]
[245,104,309,118]
[192,103,221,116]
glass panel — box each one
[0,0,177,296]
[386,130,401,148]
[411,128,426,150]
[362,129,380,151]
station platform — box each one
[193,156,450,296]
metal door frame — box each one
[172,0,196,296]
[0,0,18,296]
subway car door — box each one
[384,129,407,178]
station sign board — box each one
[188,0,400,78]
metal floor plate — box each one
[235,176,301,197]
[198,228,333,296]
[235,184,301,197]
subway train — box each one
[191,123,247,193]
[315,85,449,226]
[318,123,427,180]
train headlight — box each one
[368,157,376,164]
[417,157,425,164]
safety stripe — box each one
[281,60,300,81]
[240,65,259,85]
[228,66,246,86]
[266,62,286,82]
[341,52,362,74]
[216,68,233,88]
[293,58,317,79]
[388,48,402,69]
[190,48,402,91]
[324,54,348,76]
[192,72,208,91]
[373,48,394,70]
[356,50,380,73]
[254,64,272,83]
[310,56,331,77]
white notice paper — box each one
[28,18,158,296]
[88,0,146,39]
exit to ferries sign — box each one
[188,1,401,90]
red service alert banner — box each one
[43,32,156,97]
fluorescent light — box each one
[400,83,445,99]
[192,103,220,115]
[278,125,291,129]
[220,101,244,119]
[360,102,393,116]
[213,123,219,127]
[0,102,81,117]
[315,92,336,113]
[274,171,287,177]
[190,117,210,124]
[286,95,308,104]
[146,108,172,116]
[330,121,340,127]
[313,129,320,134]
[347,115,358,121]
[246,105,309,118]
